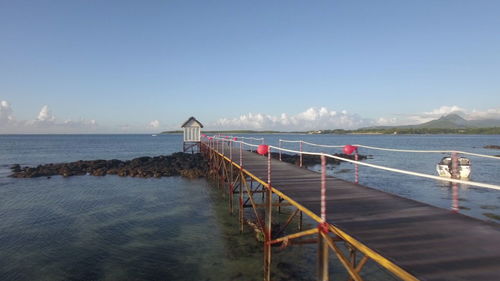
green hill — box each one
[362,113,500,130]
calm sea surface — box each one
[0,134,499,280]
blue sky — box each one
[1,0,499,133]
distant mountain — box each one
[417,114,469,129]
[362,113,500,130]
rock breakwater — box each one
[10,152,208,179]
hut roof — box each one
[181,116,204,128]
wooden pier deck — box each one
[219,147,500,280]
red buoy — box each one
[343,145,357,155]
[233,137,238,141]
[257,144,269,155]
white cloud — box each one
[407,105,465,123]
[375,105,500,127]
[214,107,370,131]
[374,117,399,126]
[424,105,464,116]
[0,101,99,133]
[62,118,98,128]
[0,100,15,124]
[214,105,500,130]
[148,119,160,128]
[36,105,56,122]
[468,108,500,120]
[2,100,499,133]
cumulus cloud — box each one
[375,105,500,127]
[0,100,15,124]
[214,105,500,130]
[374,117,399,126]
[0,101,99,133]
[62,118,98,128]
[36,105,56,122]
[406,105,465,123]
[148,120,160,128]
[468,108,500,120]
[406,105,500,124]
[214,107,371,131]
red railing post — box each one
[267,146,272,189]
[299,141,303,168]
[279,140,282,161]
[355,149,359,184]
[321,154,327,223]
[239,140,244,233]
[318,154,329,280]
[229,139,234,214]
[264,146,272,280]
[239,142,243,168]
[451,152,459,212]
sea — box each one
[0,134,499,281]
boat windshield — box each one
[439,157,451,165]
[459,158,471,165]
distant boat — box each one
[436,156,471,179]
[152,134,157,137]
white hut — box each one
[181,116,204,152]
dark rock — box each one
[92,168,107,176]
[484,145,500,150]
[9,153,208,180]
[11,164,21,173]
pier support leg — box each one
[318,232,329,281]
[238,169,244,232]
[229,165,234,214]
[298,211,303,231]
[264,187,272,281]
[350,246,357,268]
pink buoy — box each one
[208,137,213,140]
[201,134,207,137]
[233,137,238,141]
[343,145,358,155]
[257,144,269,155]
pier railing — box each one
[201,135,500,281]
[277,138,500,190]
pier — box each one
[201,136,500,281]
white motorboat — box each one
[436,156,471,179]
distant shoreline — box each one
[161,128,500,135]
[1,130,499,136]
